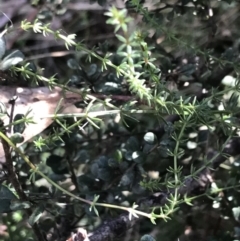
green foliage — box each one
[0,185,18,213]
[1,0,240,241]
[140,234,156,241]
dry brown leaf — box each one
[0,86,83,163]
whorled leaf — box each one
[144,132,157,145]
[28,205,45,226]
[0,50,25,70]
[0,37,6,60]
[140,234,156,241]
[0,184,18,213]
[10,201,31,211]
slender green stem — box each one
[41,109,157,118]
[0,131,154,220]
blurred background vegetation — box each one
[1,0,240,241]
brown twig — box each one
[0,130,45,241]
